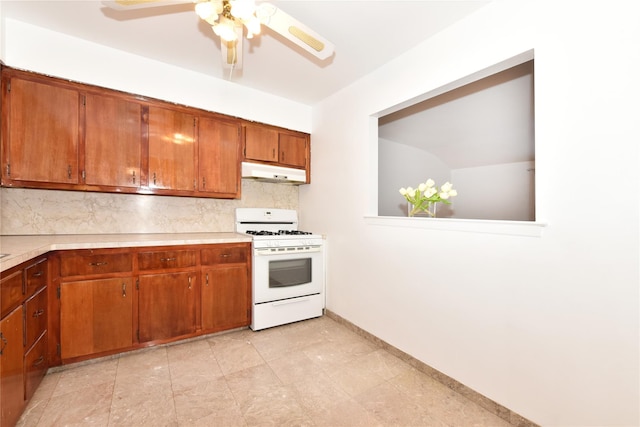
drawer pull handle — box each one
[32,309,45,317]
[89,262,108,267]
[32,271,44,278]
[220,253,230,258]
[160,257,177,262]
[33,356,45,367]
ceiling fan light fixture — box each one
[244,16,261,37]
[212,18,238,42]
[195,1,214,19]
[229,0,256,20]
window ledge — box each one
[364,216,547,237]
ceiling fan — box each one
[102,0,335,71]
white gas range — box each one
[235,208,325,331]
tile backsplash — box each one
[0,180,298,235]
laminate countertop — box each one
[0,233,252,272]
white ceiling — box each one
[0,0,490,105]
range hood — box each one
[241,162,306,184]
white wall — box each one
[301,1,639,425]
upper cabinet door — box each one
[4,76,79,184]
[148,106,196,192]
[198,117,241,198]
[244,124,279,163]
[84,94,142,188]
[278,133,308,168]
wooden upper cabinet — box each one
[198,117,241,198]
[148,106,196,192]
[84,94,142,188]
[3,75,80,184]
[243,123,309,173]
[278,132,308,168]
[244,124,279,163]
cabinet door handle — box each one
[202,177,206,189]
[32,309,45,317]
[205,273,209,287]
[188,276,192,290]
[153,172,157,186]
[33,356,45,367]
[160,257,176,262]
[0,332,7,355]
[132,170,136,184]
[32,271,44,278]
[67,165,72,179]
[122,283,127,298]
[89,262,108,267]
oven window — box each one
[269,258,312,288]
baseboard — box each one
[324,309,539,427]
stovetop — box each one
[235,208,322,247]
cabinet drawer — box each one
[25,258,47,297]
[201,245,248,265]
[25,286,47,349]
[24,332,48,401]
[1,269,23,318]
[138,250,197,271]
[60,252,132,277]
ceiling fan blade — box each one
[256,2,334,60]
[101,0,193,10]
[220,26,243,70]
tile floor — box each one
[17,316,512,426]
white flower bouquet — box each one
[399,179,458,217]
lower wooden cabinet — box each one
[202,265,250,331]
[0,257,48,427]
[0,306,25,427]
[60,278,134,360]
[52,243,251,364]
[138,271,198,343]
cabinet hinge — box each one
[57,287,61,299]
[57,343,61,356]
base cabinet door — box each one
[138,272,197,343]
[201,265,250,331]
[60,278,134,360]
[0,306,25,427]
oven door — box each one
[253,245,324,304]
